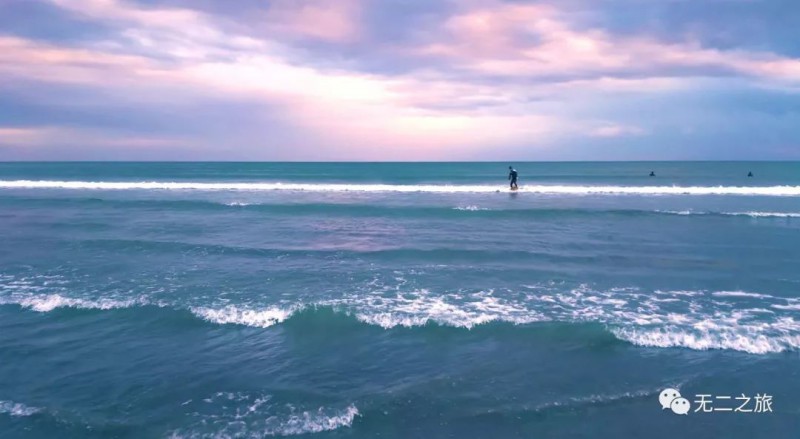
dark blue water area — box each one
[1,162,799,438]
[0,307,798,438]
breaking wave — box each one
[0,294,151,313]
[453,205,490,211]
[3,284,799,354]
[661,210,800,218]
[2,180,800,196]
[711,291,774,299]
[190,305,295,328]
[610,325,800,355]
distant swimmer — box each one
[748,171,753,177]
[649,171,656,177]
[508,166,519,189]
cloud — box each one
[588,124,647,138]
[410,1,800,87]
[0,125,188,149]
[50,0,207,32]
[263,0,363,43]
[0,36,158,87]
[0,0,799,160]
[1,0,566,159]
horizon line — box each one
[1,159,798,164]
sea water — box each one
[0,162,798,438]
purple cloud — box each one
[1,0,799,160]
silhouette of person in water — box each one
[649,171,656,177]
[508,166,518,189]
[748,171,753,177]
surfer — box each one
[508,166,518,189]
[748,171,753,177]
[649,171,656,177]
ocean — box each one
[0,161,798,438]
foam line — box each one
[662,210,800,217]
[2,180,800,196]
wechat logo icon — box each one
[660,388,690,415]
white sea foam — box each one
[660,210,800,218]
[3,274,797,355]
[190,305,296,328]
[266,405,359,436]
[772,303,800,311]
[655,290,701,297]
[0,294,148,312]
[453,205,489,211]
[2,180,800,196]
[660,210,695,215]
[337,286,800,354]
[171,395,358,439]
[342,289,545,329]
[747,308,776,314]
[611,326,800,354]
[712,291,774,299]
[731,211,800,218]
[0,400,40,417]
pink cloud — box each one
[34,0,800,159]
[0,36,154,84]
[0,31,561,158]
[413,1,800,85]
[11,1,571,158]
[264,0,363,43]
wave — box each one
[528,388,658,413]
[661,210,800,218]
[771,303,800,311]
[74,239,600,264]
[611,326,800,355]
[267,405,359,436]
[711,291,774,299]
[0,293,304,330]
[170,391,358,438]
[341,290,545,329]
[2,180,800,196]
[453,205,490,211]
[3,286,799,354]
[0,400,40,417]
[0,294,151,312]
[4,195,798,223]
[733,212,800,218]
[190,305,295,328]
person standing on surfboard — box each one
[508,166,518,190]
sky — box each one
[1,0,799,161]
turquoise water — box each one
[0,162,799,438]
